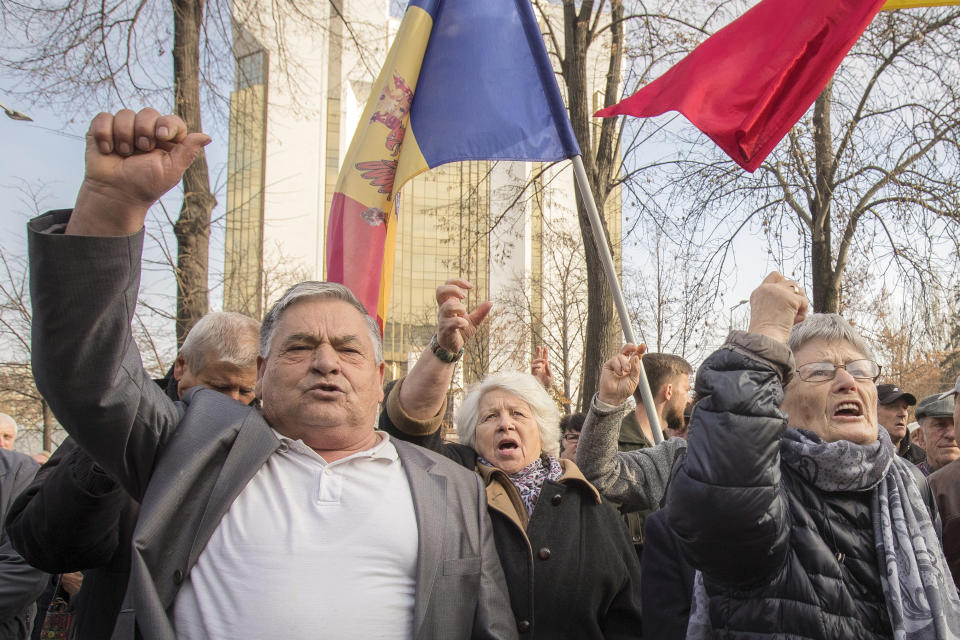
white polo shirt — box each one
[173,430,419,639]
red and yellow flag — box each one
[882,0,960,8]
[325,0,580,330]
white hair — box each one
[455,371,561,457]
[179,312,260,373]
[0,412,17,436]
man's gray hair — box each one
[455,371,561,457]
[180,312,261,373]
[260,282,383,365]
[787,313,876,361]
[0,412,17,436]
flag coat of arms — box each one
[326,0,581,329]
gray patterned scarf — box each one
[688,426,960,639]
[478,454,563,516]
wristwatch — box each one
[429,334,464,363]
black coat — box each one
[0,449,46,640]
[5,438,138,640]
[666,331,937,639]
[380,395,643,639]
[640,508,695,640]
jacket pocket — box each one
[442,556,482,576]
[111,609,135,639]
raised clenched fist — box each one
[747,272,809,344]
[67,108,211,236]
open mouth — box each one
[834,401,863,418]
[497,439,520,453]
[310,382,342,393]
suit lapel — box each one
[187,413,280,568]
[395,441,446,639]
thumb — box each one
[761,271,785,285]
[467,301,493,328]
[168,132,212,174]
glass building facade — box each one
[223,50,269,318]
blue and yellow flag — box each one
[326,0,580,328]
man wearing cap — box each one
[927,376,960,588]
[876,384,925,464]
[914,391,958,476]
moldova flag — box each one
[326,0,581,330]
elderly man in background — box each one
[6,311,261,639]
[928,376,960,589]
[167,312,260,404]
[876,384,925,464]
[27,108,514,640]
[0,414,17,452]
[914,392,957,476]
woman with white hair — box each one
[387,369,642,639]
[667,273,959,639]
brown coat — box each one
[928,460,960,589]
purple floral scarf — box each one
[478,454,563,516]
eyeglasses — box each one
[794,359,882,383]
[562,433,580,442]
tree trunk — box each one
[172,0,216,347]
[562,0,624,410]
[810,81,839,313]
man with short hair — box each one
[171,312,260,404]
[925,376,960,588]
[914,392,957,476]
[27,108,514,640]
[876,383,925,464]
[620,354,692,448]
[0,414,17,451]
[617,353,692,551]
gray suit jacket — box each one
[29,210,516,640]
[1,448,47,639]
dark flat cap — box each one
[877,384,916,406]
[916,393,955,420]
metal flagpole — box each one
[571,155,663,444]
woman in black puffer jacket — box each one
[667,273,960,639]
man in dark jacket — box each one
[928,375,960,589]
[5,312,260,639]
[915,392,957,476]
[876,383,925,464]
[0,448,46,639]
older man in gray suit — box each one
[29,108,516,640]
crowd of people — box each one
[2,108,960,640]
